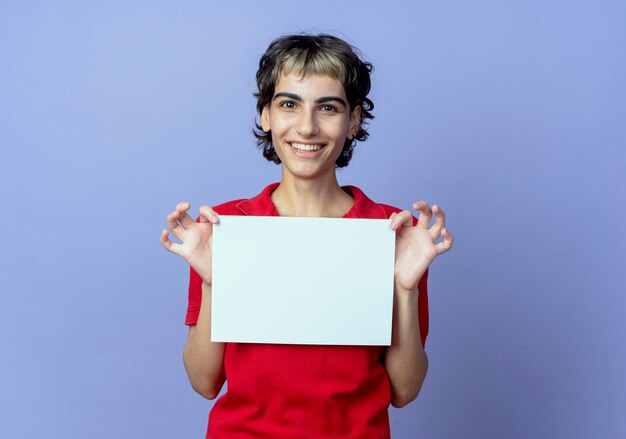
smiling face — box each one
[261,72,361,182]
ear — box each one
[261,106,271,132]
[348,106,362,139]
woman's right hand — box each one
[160,202,219,285]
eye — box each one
[321,104,336,112]
[279,100,296,109]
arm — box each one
[160,202,226,399]
[383,283,428,408]
[384,202,454,408]
[183,282,226,400]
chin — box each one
[283,163,336,181]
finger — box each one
[390,210,413,230]
[435,228,454,254]
[388,211,398,228]
[413,201,432,229]
[175,201,195,228]
[198,205,220,224]
[160,229,183,255]
[430,204,446,239]
[166,210,187,241]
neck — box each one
[271,172,354,218]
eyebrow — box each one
[273,92,347,108]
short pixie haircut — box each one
[253,34,374,168]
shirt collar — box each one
[236,182,387,219]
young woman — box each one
[160,34,453,439]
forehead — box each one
[274,71,347,98]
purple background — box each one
[1,1,625,438]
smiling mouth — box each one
[289,142,324,152]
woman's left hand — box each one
[390,201,454,291]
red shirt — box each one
[186,183,429,439]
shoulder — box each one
[377,203,403,217]
[377,203,416,225]
[378,202,417,225]
[345,185,405,220]
[202,183,280,217]
[191,199,247,223]
[212,198,248,216]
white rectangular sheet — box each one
[211,215,395,345]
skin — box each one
[160,71,454,407]
[261,72,362,218]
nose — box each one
[295,107,320,137]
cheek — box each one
[270,131,284,155]
[269,126,289,161]
[268,115,292,137]
[327,120,351,141]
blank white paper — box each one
[211,215,395,345]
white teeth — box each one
[290,142,322,152]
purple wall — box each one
[1,1,624,438]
